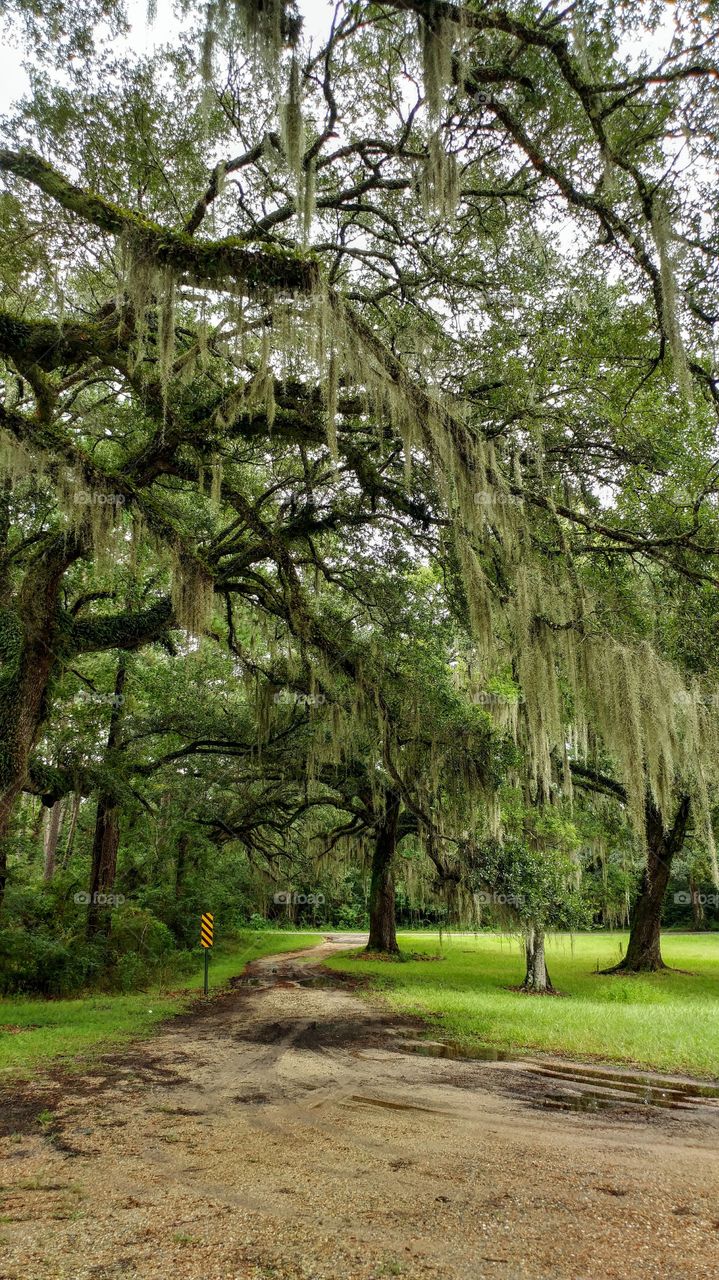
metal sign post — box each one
[200,912,214,995]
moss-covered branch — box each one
[68,597,174,657]
[0,310,122,372]
[0,148,320,296]
[25,759,100,807]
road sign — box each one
[200,913,214,995]
[200,912,214,948]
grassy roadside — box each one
[0,930,323,1081]
[326,930,719,1078]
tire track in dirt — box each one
[1,937,718,1280]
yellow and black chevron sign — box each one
[200,912,214,948]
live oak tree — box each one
[3,0,719,963]
[222,568,511,954]
[571,761,694,972]
[28,553,511,950]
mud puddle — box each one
[398,1038,517,1062]
[393,1032,719,1115]
[531,1061,719,1114]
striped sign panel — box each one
[200,912,214,948]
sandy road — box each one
[0,936,718,1280]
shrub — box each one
[0,927,105,996]
[105,905,175,963]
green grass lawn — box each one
[326,930,719,1079]
[0,930,322,1081]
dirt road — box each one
[1,937,718,1280]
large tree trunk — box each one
[0,637,57,908]
[86,659,127,940]
[605,795,690,973]
[521,925,554,993]
[689,875,705,930]
[0,786,21,910]
[0,540,79,912]
[61,792,81,868]
[366,791,401,954]
[42,800,63,881]
[0,541,169,915]
[86,796,121,939]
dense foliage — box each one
[1,0,719,992]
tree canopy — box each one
[2,0,719,988]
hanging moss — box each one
[236,0,300,55]
[171,549,215,638]
[420,131,459,219]
[651,195,691,398]
[123,249,177,408]
[200,1,218,82]
[0,430,39,486]
[302,157,316,242]
[210,451,223,504]
[156,267,177,404]
[281,54,305,195]
[201,0,300,81]
[571,13,592,78]
[325,351,338,460]
[479,526,719,863]
[420,5,454,118]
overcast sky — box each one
[0,0,337,117]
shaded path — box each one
[1,937,718,1279]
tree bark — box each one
[366,791,401,954]
[0,534,84,912]
[605,795,691,973]
[86,659,127,940]
[689,875,705,930]
[42,800,63,881]
[521,925,554,993]
[86,798,121,939]
[61,792,81,868]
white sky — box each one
[0,0,336,116]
